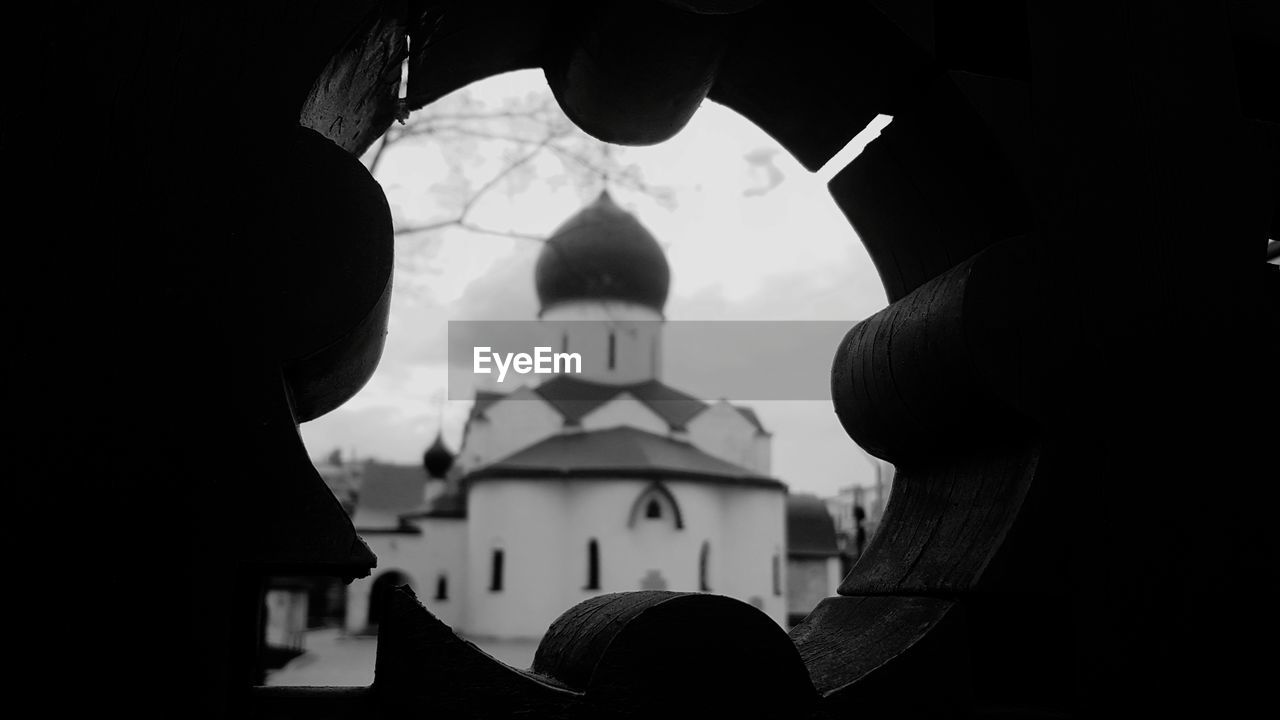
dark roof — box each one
[314,462,359,514]
[626,381,711,430]
[467,376,768,433]
[469,390,505,421]
[402,487,467,520]
[358,462,426,511]
[732,405,767,434]
[352,462,427,531]
[535,190,670,313]
[533,374,629,421]
[535,375,708,429]
[786,493,840,557]
[467,426,785,489]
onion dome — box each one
[422,432,454,479]
[535,190,670,314]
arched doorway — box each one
[366,570,413,632]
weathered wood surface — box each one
[828,72,1032,303]
[403,0,551,111]
[791,594,958,711]
[277,127,393,422]
[249,687,374,720]
[831,247,1025,464]
[838,442,1039,595]
[299,2,408,156]
[10,2,398,715]
[256,587,817,719]
[543,0,729,146]
[708,0,934,171]
[533,591,815,718]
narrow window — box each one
[645,498,662,519]
[562,332,569,354]
[772,553,782,596]
[435,574,448,601]
[490,549,504,592]
[586,539,600,590]
[607,331,616,370]
[699,541,711,592]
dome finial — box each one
[599,144,614,198]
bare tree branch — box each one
[395,220,547,242]
[392,132,563,241]
[376,85,675,276]
[458,135,556,218]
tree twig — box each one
[394,219,546,242]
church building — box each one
[341,192,838,641]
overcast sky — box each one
[299,70,892,497]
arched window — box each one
[490,548,504,592]
[607,331,616,369]
[699,541,711,592]
[585,539,601,590]
[627,482,685,529]
[435,574,448,601]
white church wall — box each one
[459,386,563,469]
[343,521,469,634]
[570,479,707,599]
[344,533,419,633]
[466,476,787,640]
[716,484,788,625]
[540,300,664,384]
[687,401,770,474]
[413,517,469,630]
[466,479,573,640]
[579,394,670,435]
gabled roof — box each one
[468,390,506,420]
[786,493,841,557]
[732,406,768,435]
[468,375,768,433]
[533,375,631,422]
[466,425,785,489]
[622,380,708,430]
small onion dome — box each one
[422,432,454,479]
[535,190,670,314]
